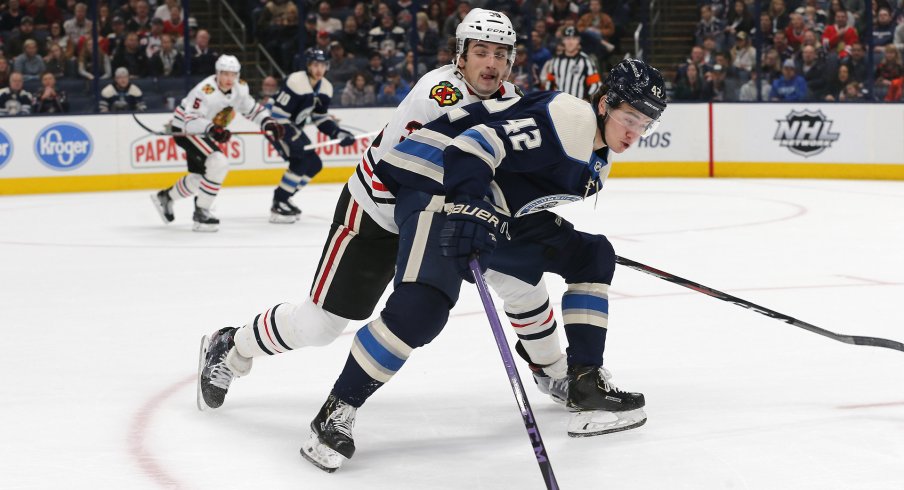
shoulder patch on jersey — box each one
[202,84,215,94]
[430,81,463,107]
[239,79,247,85]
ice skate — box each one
[300,394,357,473]
[197,327,252,411]
[150,189,174,223]
[516,341,568,405]
[270,199,301,224]
[192,202,220,232]
[565,365,646,437]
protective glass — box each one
[606,104,660,137]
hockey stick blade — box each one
[469,257,559,490]
[615,256,904,354]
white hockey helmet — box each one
[215,54,241,75]
[455,8,517,66]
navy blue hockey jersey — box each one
[374,91,611,218]
[270,71,340,136]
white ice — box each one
[2,178,903,490]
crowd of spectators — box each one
[240,0,641,107]
[674,0,904,102]
[0,0,217,115]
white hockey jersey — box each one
[347,64,520,232]
[172,75,270,134]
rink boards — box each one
[1,102,903,195]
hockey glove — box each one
[439,199,500,283]
[262,117,285,140]
[207,124,231,143]
[333,128,356,147]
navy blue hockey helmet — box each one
[305,48,330,67]
[604,59,667,122]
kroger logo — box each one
[0,128,12,170]
[34,123,93,170]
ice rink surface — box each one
[2,178,903,490]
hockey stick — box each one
[132,113,264,136]
[615,256,904,353]
[302,131,380,151]
[469,257,560,490]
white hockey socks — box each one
[233,299,350,358]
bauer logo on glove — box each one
[445,202,501,229]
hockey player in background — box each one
[267,48,357,223]
[298,58,668,472]
[197,9,573,423]
[150,54,282,231]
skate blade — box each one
[269,213,299,224]
[192,222,219,232]
[196,335,210,411]
[300,432,346,473]
[150,194,173,224]
[567,408,647,437]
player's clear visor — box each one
[606,104,660,137]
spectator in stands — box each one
[127,0,152,35]
[702,63,733,100]
[872,7,895,50]
[377,66,410,105]
[46,21,72,58]
[0,57,11,89]
[425,2,444,31]
[840,80,864,101]
[426,45,451,71]
[753,12,775,47]
[731,31,756,72]
[64,3,91,43]
[771,58,807,100]
[163,5,184,36]
[768,0,791,31]
[0,0,26,33]
[797,44,827,99]
[77,36,111,80]
[801,30,827,59]
[761,47,783,82]
[395,50,427,84]
[259,75,279,107]
[144,18,165,59]
[43,43,67,79]
[876,44,903,91]
[8,16,45,58]
[674,62,706,100]
[442,1,471,40]
[802,4,828,33]
[97,4,114,37]
[725,0,754,38]
[577,0,615,68]
[336,16,368,59]
[884,74,903,102]
[366,50,387,87]
[351,2,372,32]
[0,71,34,115]
[696,5,725,49]
[27,0,62,32]
[104,16,127,56]
[368,13,407,55]
[99,67,146,112]
[413,11,440,59]
[113,32,148,78]
[842,41,867,82]
[149,33,184,78]
[509,43,536,93]
[13,39,45,81]
[784,12,807,49]
[773,31,795,61]
[825,63,850,100]
[895,21,904,55]
[300,13,318,51]
[155,0,181,22]
[547,0,579,34]
[738,70,772,101]
[190,29,218,76]
[529,30,552,82]
[326,41,358,87]
[258,0,298,33]
[822,9,858,58]
[341,71,376,107]
[34,71,68,113]
[316,1,342,33]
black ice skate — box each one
[300,394,357,473]
[565,365,647,437]
[150,189,174,223]
[196,327,251,410]
[192,201,219,232]
[270,199,301,224]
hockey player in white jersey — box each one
[197,8,569,428]
[267,48,356,223]
[150,55,282,231]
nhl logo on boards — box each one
[430,81,462,107]
[773,109,840,157]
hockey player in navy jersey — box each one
[197,10,574,419]
[299,58,668,472]
[267,48,357,223]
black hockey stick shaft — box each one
[131,113,264,136]
[469,258,560,490]
[615,256,904,353]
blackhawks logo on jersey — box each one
[202,84,215,94]
[430,81,462,107]
[213,106,236,127]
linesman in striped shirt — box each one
[540,26,602,100]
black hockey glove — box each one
[333,128,356,147]
[207,124,231,143]
[439,198,500,283]
[262,117,285,141]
